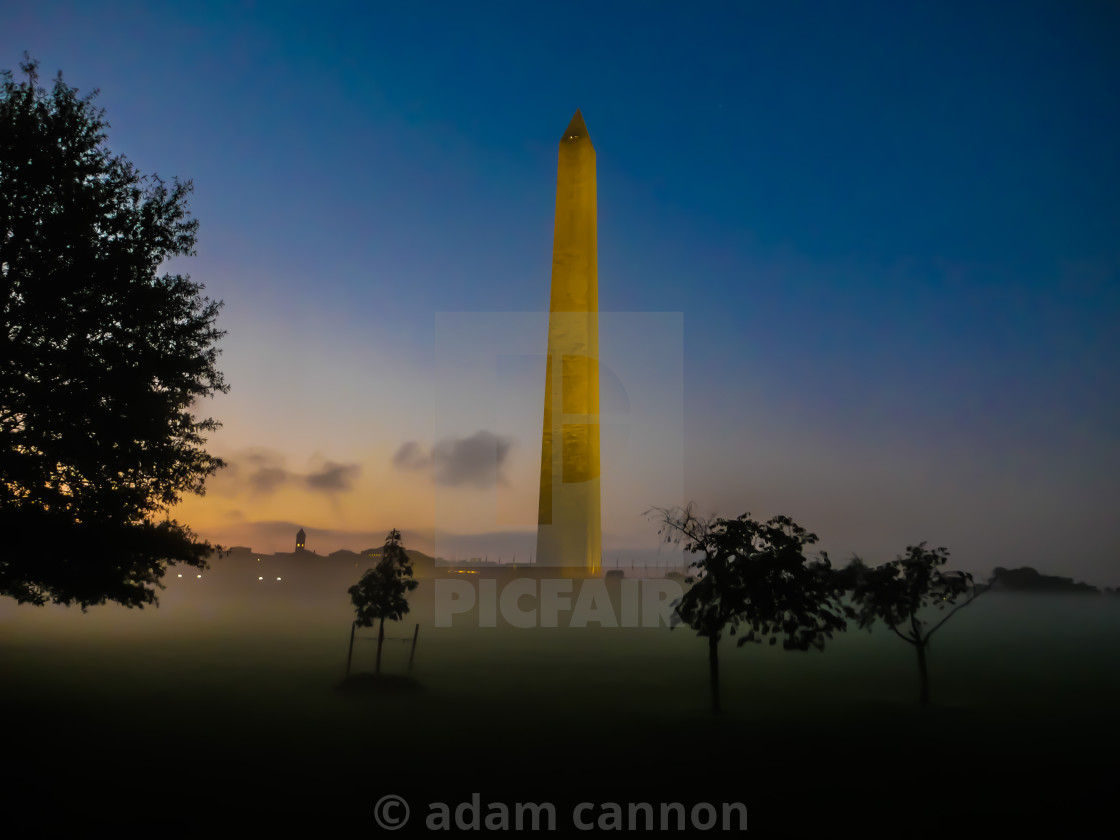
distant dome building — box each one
[295,528,306,553]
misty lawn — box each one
[1,580,1117,837]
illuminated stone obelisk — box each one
[536,110,601,576]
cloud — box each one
[248,465,291,495]
[393,431,513,488]
[433,432,512,487]
[392,441,432,471]
[210,449,293,495]
[211,449,361,497]
[243,450,280,467]
[305,461,361,492]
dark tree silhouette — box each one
[348,529,419,675]
[847,543,985,704]
[0,57,227,609]
[649,504,849,713]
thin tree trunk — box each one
[376,617,385,676]
[346,621,356,677]
[913,616,930,704]
[916,641,930,704]
[708,634,721,714]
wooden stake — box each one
[346,621,356,677]
[408,623,420,672]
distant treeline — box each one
[986,566,1109,594]
[221,547,1116,594]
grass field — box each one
[2,577,1117,838]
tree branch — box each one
[888,623,916,646]
[925,585,988,641]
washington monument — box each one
[536,110,602,575]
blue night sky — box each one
[5,0,1119,583]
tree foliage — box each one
[847,543,985,703]
[649,503,849,712]
[349,529,419,627]
[348,529,419,675]
[0,58,227,608]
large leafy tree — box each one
[348,529,419,675]
[0,58,227,608]
[650,504,849,713]
[846,543,985,704]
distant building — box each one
[296,528,306,553]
